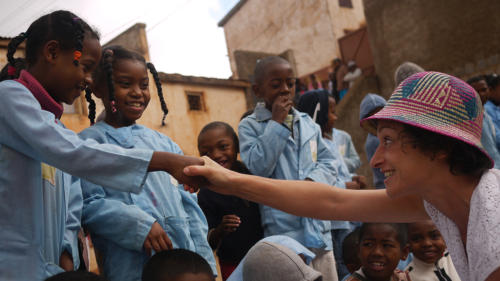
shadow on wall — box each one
[335,74,380,187]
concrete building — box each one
[219,0,366,80]
[0,24,250,157]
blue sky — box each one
[0,0,240,78]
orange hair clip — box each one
[73,51,82,61]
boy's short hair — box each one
[466,75,487,85]
[253,56,290,84]
[142,249,214,281]
[359,223,408,247]
[45,271,109,281]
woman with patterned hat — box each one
[184,72,500,281]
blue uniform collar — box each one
[96,121,141,148]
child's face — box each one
[101,58,150,127]
[198,127,237,170]
[326,96,338,131]
[50,35,101,105]
[253,62,295,110]
[359,224,408,281]
[170,273,214,281]
[408,220,446,264]
[470,79,490,104]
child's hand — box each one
[59,250,74,271]
[345,181,361,190]
[352,175,368,189]
[144,221,172,256]
[216,214,241,234]
[271,95,293,124]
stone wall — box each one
[221,0,365,78]
[364,0,500,98]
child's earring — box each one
[110,100,117,113]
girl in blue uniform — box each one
[0,11,204,281]
[80,45,216,281]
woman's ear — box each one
[434,150,449,162]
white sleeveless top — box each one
[424,169,500,281]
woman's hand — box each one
[183,156,238,195]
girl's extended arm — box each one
[185,157,429,223]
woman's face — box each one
[370,120,440,197]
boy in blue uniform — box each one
[238,56,339,281]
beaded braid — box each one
[102,50,117,113]
[84,87,96,124]
[147,62,168,126]
[5,32,28,79]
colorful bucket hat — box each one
[361,71,493,168]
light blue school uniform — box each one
[485,101,500,151]
[0,78,152,281]
[332,128,361,175]
[365,134,385,189]
[40,164,83,275]
[482,111,500,168]
[239,103,335,250]
[79,122,216,281]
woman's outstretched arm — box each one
[184,156,429,223]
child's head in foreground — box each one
[407,220,446,264]
[6,10,101,104]
[198,121,239,170]
[142,249,214,281]
[252,56,295,110]
[45,271,108,281]
[358,223,409,281]
[87,45,168,126]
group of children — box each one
[0,9,471,281]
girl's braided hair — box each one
[86,45,168,125]
[5,10,99,80]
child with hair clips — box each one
[238,56,339,281]
[80,45,216,281]
[186,71,500,281]
[0,10,204,281]
[197,121,263,280]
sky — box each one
[0,0,239,78]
